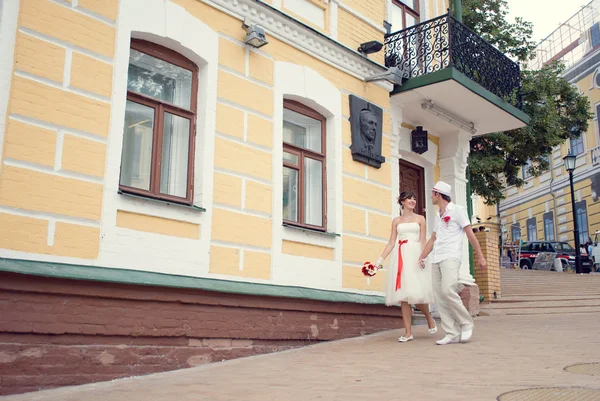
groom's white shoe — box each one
[460,323,474,343]
[436,335,460,345]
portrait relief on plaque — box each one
[349,95,385,168]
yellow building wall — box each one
[337,8,385,65]
[0,0,117,259]
[171,0,392,288]
[1,0,409,293]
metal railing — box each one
[384,13,523,109]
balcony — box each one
[384,13,529,135]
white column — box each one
[329,0,339,40]
[439,129,476,285]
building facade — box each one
[499,0,600,264]
[0,0,526,394]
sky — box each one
[506,0,589,43]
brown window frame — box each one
[282,99,327,231]
[119,39,198,205]
[391,0,420,31]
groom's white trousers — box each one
[432,258,473,338]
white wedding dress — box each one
[384,222,434,306]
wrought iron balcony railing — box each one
[384,13,523,109]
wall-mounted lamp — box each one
[421,100,476,135]
[411,126,428,154]
[358,40,383,55]
[242,19,268,48]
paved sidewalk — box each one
[4,311,600,401]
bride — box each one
[375,191,437,342]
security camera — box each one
[365,67,403,85]
[358,40,383,55]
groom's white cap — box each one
[433,181,452,197]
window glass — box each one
[544,212,554,241]
[304,157,323,227]
[128,49,193,110]
[570,135,584,155]
[283,167,299,222]
[283,109,322,153]
[576,201,589,244]
[120,101,155,191]
[160,113,190,198]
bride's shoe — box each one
[428,325,438,335]
[398,335,413,342]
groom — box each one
[418,181,487,345]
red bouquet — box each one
[362,261,383,277]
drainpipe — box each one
[550,154,558,240]
[454,0,463,22]
[467,166,474,277]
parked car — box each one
[519,241,593,272]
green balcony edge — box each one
[0,257,385,305]
[391,67,531,125]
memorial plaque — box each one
[349,95,385,168]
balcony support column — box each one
[454,0,462,22]
[438,129,475,285]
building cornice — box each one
[203,0,388,80]
[563,47,600,83]
[499,166,598,211]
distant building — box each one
[499,0,600,255]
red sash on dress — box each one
[396,239,408,290]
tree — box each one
[452,0,592,205]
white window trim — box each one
[0,0,21,177]
[271,61,343,290]
[98,0,218,276]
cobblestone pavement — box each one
[4,310,600,401]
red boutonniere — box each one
[442,216,451,226]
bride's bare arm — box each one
[376,217,400,264]
[418,215,427,250]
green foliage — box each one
[454,0,537,62]
[454,0,592,205]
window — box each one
[575,200,589,244]
[543,212,555,241]
[119,39,198,204]
[390,0,419,33]
[522,159,533,180]
[282,100,326,230]
[526,217,537,241]
[511,223,521,243]
[541,154,551,172]
[570,134,584,155]
[591,23,600,48]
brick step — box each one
[485,300,600,309]
[492,294,600,304]
[483,305,600,316]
